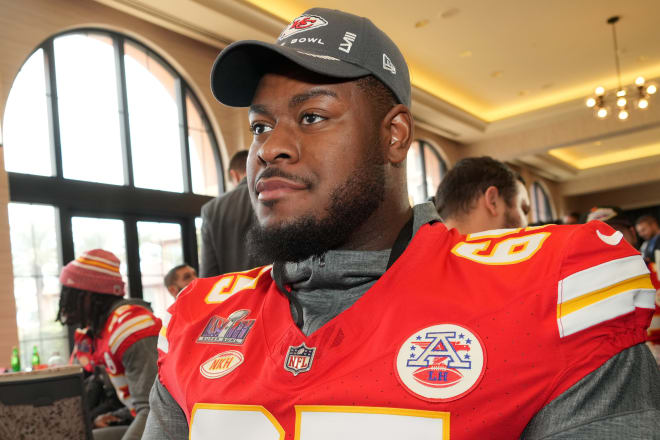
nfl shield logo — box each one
[284,343,316,376]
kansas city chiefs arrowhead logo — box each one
[278,15,328,40]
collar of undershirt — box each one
[274,202,440,294]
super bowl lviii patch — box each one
[284,343,316,376]
[395,324,486,402]
[197,309,254,345]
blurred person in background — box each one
[562,211,580,225]
[163,263,197,298]
[200,150,269,277]
[636,214,660,264]
[435,156,530,234]
[56,249,161,440]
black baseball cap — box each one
[211,8,411,107]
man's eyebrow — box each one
[249,104,271,117]
[289,89,338,108]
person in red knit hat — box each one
[56,249,161,440]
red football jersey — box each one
[95,303,161,411]
[158,222,655,439]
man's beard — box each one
[247,147,386,263]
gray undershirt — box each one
[283,203,438,336]
[143,202,660,439]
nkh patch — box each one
[284,343,316,376]
[197,309,255,345]
[395,324,486,402]
[199,350,244,379]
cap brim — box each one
[211,40,371,107]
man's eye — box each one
[250,123,272,135]
[301,113,326,125]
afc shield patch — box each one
[283,343,316,376]
[395,323,486,402]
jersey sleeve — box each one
[107,304,162,361]
[550,220,656,401]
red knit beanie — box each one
[59,249,125,296]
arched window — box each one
[531,181,554,224]
[406,140,447,205]
[3,29,223,366]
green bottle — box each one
[11,346,20,372]
[31,345,40,369]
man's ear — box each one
[383,104,413,165]
[167,285,179,298]
[229,169,240,185]
[483,186,501,216]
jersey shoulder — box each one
[104,303,161,358]
[175,265,273,310]
[158,265,273,357]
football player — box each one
[57,249,161,439]
[144,8,660,439]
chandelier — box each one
[586,16,656,120]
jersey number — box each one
[205,267,270,303]
[189,404,450,439]
[451,231,550,265]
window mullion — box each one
[56,205,76,352]
[418,142,428,200]
[124,216,142,299]
[181,216,198,271]
[113,35,135,187]
[177,81,193,193]
[203,107,226,194]
[43,40,63,178]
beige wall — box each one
[413,126,463,167]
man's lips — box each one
[255,177,308,201]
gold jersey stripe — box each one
[77,257,121,273]
[558,274,653,318]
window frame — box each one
[531,181,555,224]
[6,28,224,299]
[408,139,448,202]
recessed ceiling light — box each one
[415,19,430,28]
[491,70,503,78]
[440,8,460,19]
[594,141,602,146]
[459,50,472,58]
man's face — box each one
[636,221,658,241]
[503,180,530,229]
[174,266,197,291]
[246,70,387,262]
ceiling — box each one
[94,0,660,202]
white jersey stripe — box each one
[558,255,649,304]
[109,316,155,353]
[109,315,154,346]
[558,288,656,337]
[161,311,171,328]
[157,333,169,353]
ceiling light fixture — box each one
[586,16,656,120]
